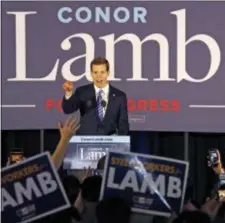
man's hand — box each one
[73,167,91,214]
[63,81,74,97]
[74,190,84,215]
[58,116,80,141]
[52,116,80,169]
[209,150,225,174]
[81,166,92,183]
[201,196,222,220]
[183,201,198,211]
[218,190,225,202]
[167,212,178,223]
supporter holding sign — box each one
[1,152,71,223]
[100,151,189,217]
[6,148,25,166]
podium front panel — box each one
[63,136,130,169]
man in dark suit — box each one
[62,57,129,135]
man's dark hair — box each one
[81,175,102,202]
[97,155,106,170]
[62,175,80,204]
[96,197,131,223]
[33,176,82,223]
[172,211,211,223]
[90,57,109,71]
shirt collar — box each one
[94,84,109,95]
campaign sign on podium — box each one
[63,136,130,169]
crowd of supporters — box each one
[4,117,225,223]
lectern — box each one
[63,136,130,170]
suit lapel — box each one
[87,84,98,118]
[87,84,96,106]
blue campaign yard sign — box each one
[100,151,189,217]
[1,152,71,223]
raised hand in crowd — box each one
[208,149,225,175]
[218,190,225,202]
[73,190,84,216]
[200,196,223,221]
[52,116,80,169]
[81,166,92,183]
[73,167,91,215]
[58,116,80,140]
[171,194,225,223]
[183,201,198,212]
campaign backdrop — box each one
[100,151,189,217]
[2,1,225,132]
[1,152,70,223]
[63,136,130,169]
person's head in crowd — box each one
[48,207,82,223]
[96,197,131,223]
[62,175,81,204]
[172,211,211,223]
[45,175,82,223]
[6,150,25,166]
[183,178,200,209]
[81,175,102,202]
[184,178,194,203]
[97,155,106,170]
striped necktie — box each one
[97,89,104,121]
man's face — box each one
[91,64,109,88]
[11,154,23,163]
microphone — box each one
[101,100,107,108]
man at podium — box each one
[62,57,129,136]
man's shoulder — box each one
[76,84,93,92]
[110,85,127,97]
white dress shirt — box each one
[65,84,109,117]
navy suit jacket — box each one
[62,84,129,135]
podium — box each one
[63,136,130,170]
